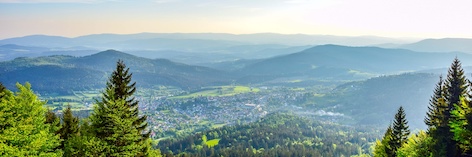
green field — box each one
[172,86,260,99]
[43,90,101,110]
[205,139,220,148]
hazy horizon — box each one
[0,32,425,41]
[1,0,472,39]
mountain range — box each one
[1,44,472,95]
[235,45,472,84]
[2,33,472,66]
[0,33,410,48]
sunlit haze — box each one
[1,0,472,39]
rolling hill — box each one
[237,45,472,83]
[0,50,230,95]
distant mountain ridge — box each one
[3,33,472,66]
[400,38,472,53]
[0,33,410,46]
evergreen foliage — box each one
[45,108,61,135]
[89,60,151,156]
[159,113,378,157]
[59,105,80,152]
[425,75,445,129]
[0,83,62,156]
[423,76,451,156]
[45,108,60,125]
[390,106,410,155]
[444,58,468,112]
[440,58,468,157]
[102,60,149,140]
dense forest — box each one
[158,113,378,156]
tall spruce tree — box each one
[425,76,445,129]
[389,106,410,156]
[90,60,151,156]
[442,57,469,157]
[103,60,148,139]
[424,76,451,156]
[444,58,468,112]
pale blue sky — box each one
[1,0,472,39]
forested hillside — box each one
[303,73,439,129]
[158,113,379,157]
[0,50,229,94]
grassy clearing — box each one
[201,135,220,148]
[205,139,220,148]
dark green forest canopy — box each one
[158,113,380,157]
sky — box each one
[1,0,472,39]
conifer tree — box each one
[45,108,60,125]
[45,108,62,151]
[389,106,410,156]
[102,60,149,139]
[45,108,61,132]
[59,105,80,149]
[90,60,151,156]
[425,76,445,129]
[442,57,468,157]
[444,58,468,112]
[427,98,450,157]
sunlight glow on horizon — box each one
[1,0,472,39]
